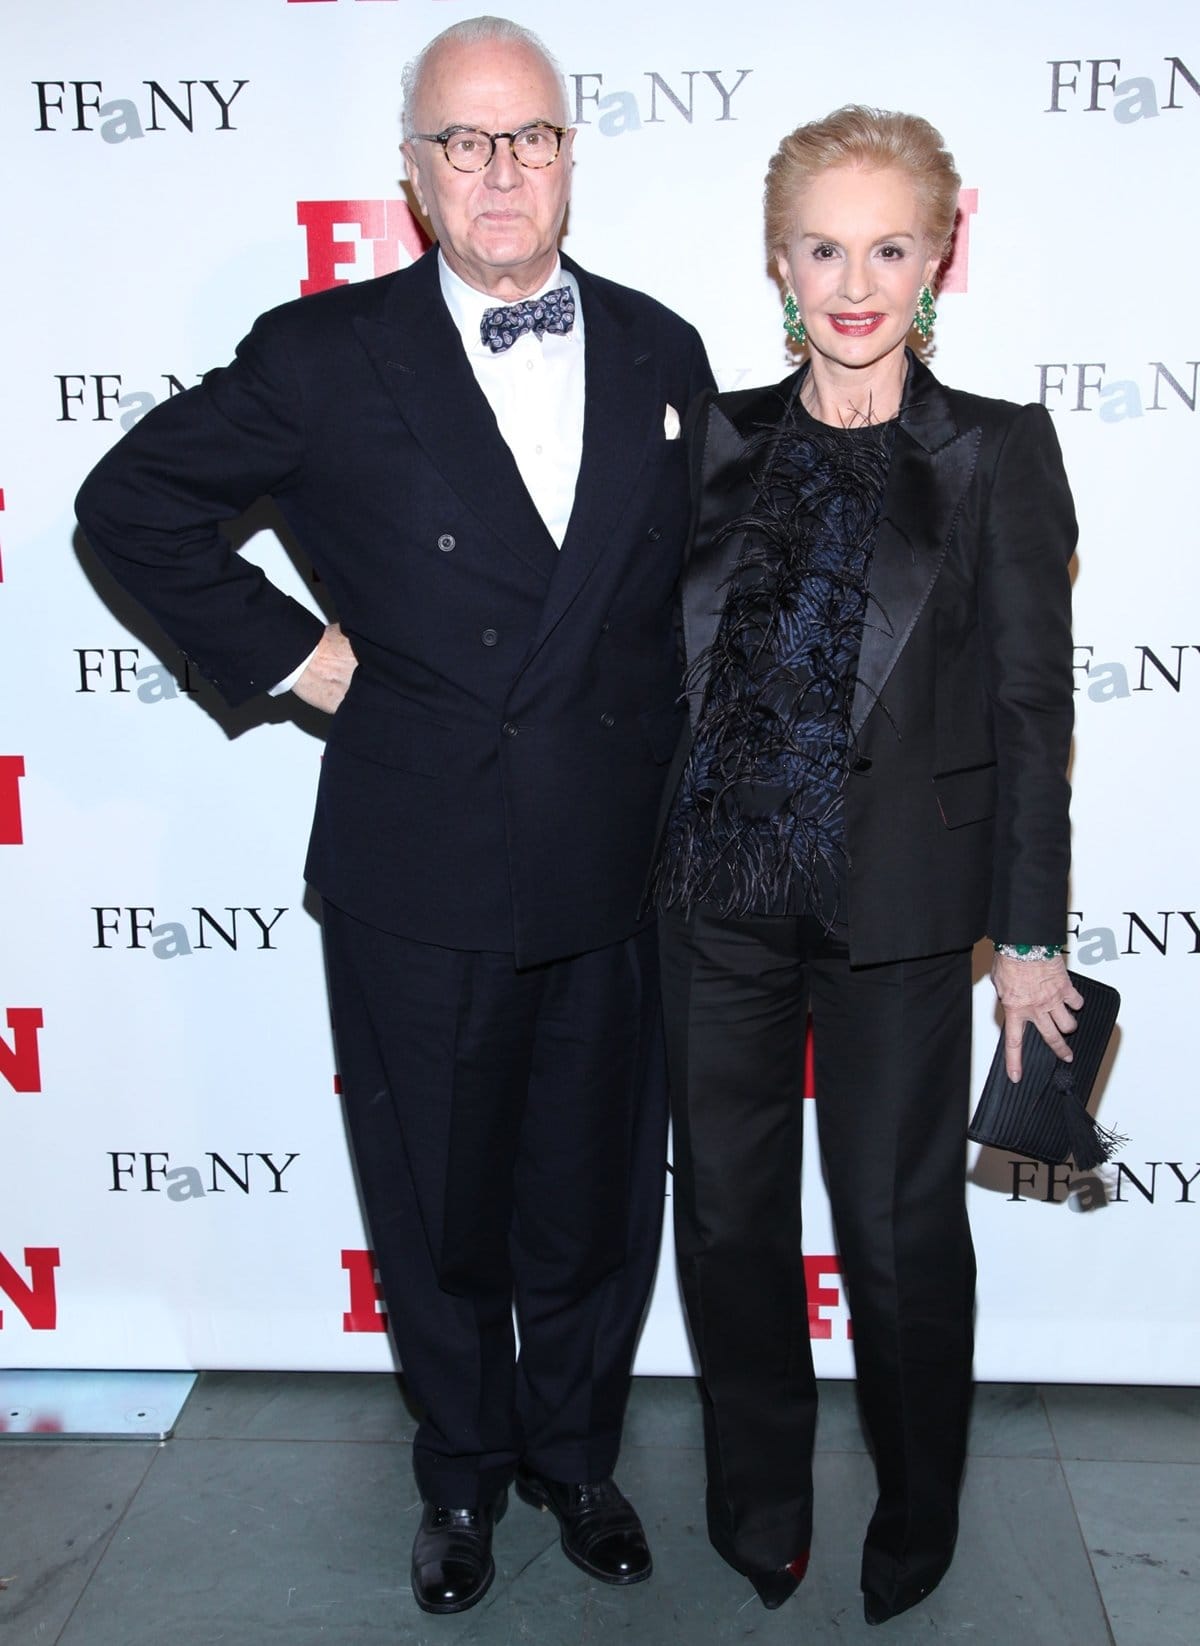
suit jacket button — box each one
[647,526,662,541]
[851,756,872,773]
[600,712,615,728]
[502,720,519,738]
[437,534,455,552]
[481,628,498,646]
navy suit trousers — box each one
[322,901,668,1505]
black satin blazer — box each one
[664,353,1077,966]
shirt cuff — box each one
[269,640,322,697]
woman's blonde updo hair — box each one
[765,105,961,262]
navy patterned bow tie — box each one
[480,286,575,353]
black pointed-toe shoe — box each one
[750,1549,810,1611]
[862,1555,952,1625]
[515,1466,652,1584]
[410,1489,507,1615]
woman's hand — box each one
[292,621,358,714]
[990,953,1084,1082]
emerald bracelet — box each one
[993,942,1065,961]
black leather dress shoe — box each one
[515,1466,652,1584]
[749,1549,810,1610]
[410,1490,507,1615]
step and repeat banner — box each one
[3,0,1196,1383]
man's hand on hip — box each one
[293,622,357,713]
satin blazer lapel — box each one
[850,360,982,737]
[682,377,796,722]
[519,260,665,662]
[351,253,558,582]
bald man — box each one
[77,13,713,1615]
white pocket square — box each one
[663,404,681,439]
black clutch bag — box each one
[969,970,1125,1169]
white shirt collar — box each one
[437,252,583,356]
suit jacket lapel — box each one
[850,356,981,735]
[682,375,797,722]
[351,250,558,582]
[519,256,664,659]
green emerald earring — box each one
[783,291,807,347]
[914,283,936,340]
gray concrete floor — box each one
[1,1375,1196,1644]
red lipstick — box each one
[828,313,885,336]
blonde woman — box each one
[655,107,1080,1623]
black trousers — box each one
[321,901,668,1507]
[660,904,975,1603]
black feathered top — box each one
[654,395,896,923]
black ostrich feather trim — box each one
[655,401,896,921]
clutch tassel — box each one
[1054,1063,1128,1171]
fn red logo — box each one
[0,755,25,843]
[941,189,978,294]
[342,1248,387,1331]
[1,1008,44,1093]
[297,201,431,296]
[0,1248,60,1329]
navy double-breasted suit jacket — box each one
[665,354,1077,965]
[76,247,715,966]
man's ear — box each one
[402,143,427,216]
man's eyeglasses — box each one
[410,122,568,174]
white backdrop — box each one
[2,0,1197,1383]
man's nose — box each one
[484,140,523,189]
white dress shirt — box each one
[437,252,585,548]
[275,252,586,695]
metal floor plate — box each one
[0,1370,197,1440]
